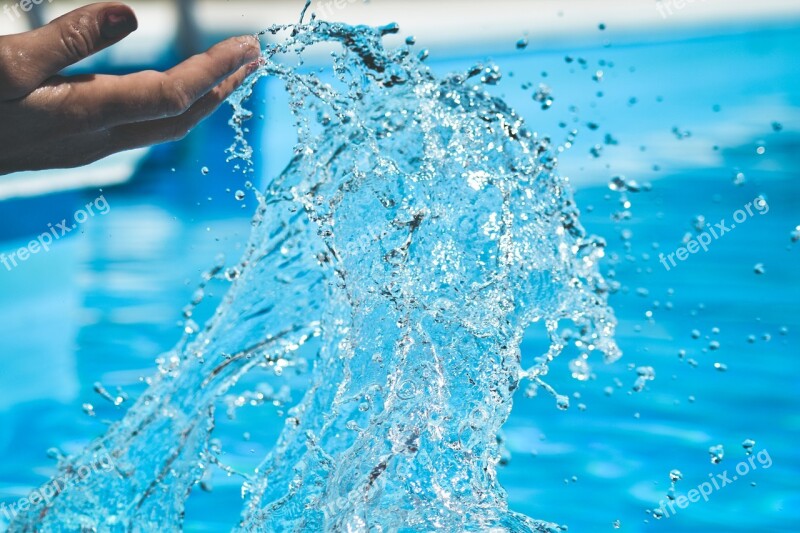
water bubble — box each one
[633,366,655,392]
[532,84,554,110]
[669,469,683,482]
[691,329,701,339]
[556,395,570,410]
[772,121,783,132]
[234,190,246,201]
[480,65,502,85]
[201,166,209,175]
[671,127,691,140]
[714,362,728,372]
[225,267,240,281]
[709,444,725,464]
[754,263,765,275]
[608,175,638,192]
[709,340,720,351]
[82,403,96,417]
[516,37,529,50]
[742,439,756,455]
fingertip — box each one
[236,34,262,63]
[98,4,138,42]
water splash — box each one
[11,19,619,533]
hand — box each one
[0,2,261,175]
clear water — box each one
[1,15,798,533]
[9,19,621,532]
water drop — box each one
[709,444,724,464]
[742,439,756,455]
[556,395,570,410]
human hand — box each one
[0,2,261,175]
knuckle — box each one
[58,13,98,60]
[159,76,194,117]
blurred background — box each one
[1,1,799,532]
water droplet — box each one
[754,263,765,275]
[516,37,529,50]
[201,166,209,175]
[742,439,756,455]
[633,366,655,392]
[714,362,728,372]
[669,469,683,482]
[235,190,246,201]
[225,267,240,281]
[709,444,725,464]
[556,395,570,410]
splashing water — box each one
[11,18,619,533]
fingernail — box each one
[245,60,260,76]
[240,35,261,61]
[99,6,138,41]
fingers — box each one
[107,62,257,153]
[109,35,261,125]
[0,3,137,100]
[30,35,261,130]
[0,63,252,173]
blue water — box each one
[1,20,798,532]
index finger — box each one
[51,35,261,131]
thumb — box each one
[0,3,137,100]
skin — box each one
[0,2,261,175]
